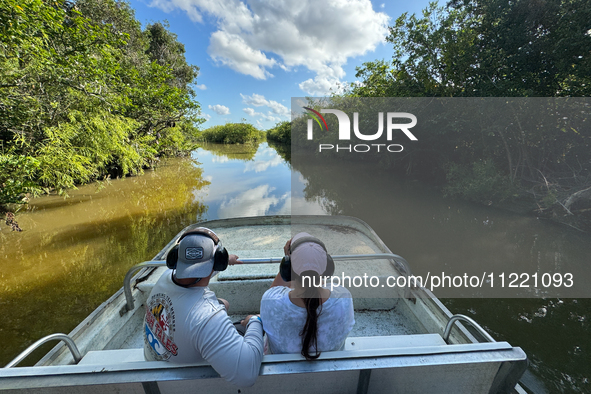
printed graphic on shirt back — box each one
[144,293,178,360]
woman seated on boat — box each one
[260,232,354,359]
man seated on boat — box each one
[143,228,264,387]
[260,232,355,359]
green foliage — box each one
[444,161,519,204]
[349,60,398,98]
[200,123,264,144]
[0,0,203,209]
[156,120,201,156]
[266,121,291,144]
[351,0,591,98]
[347,0,591,210]
[144,22,199,91]
[35,111,150,193]
[0,153,40,205]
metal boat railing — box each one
[4,333,82,368]
[443,314,495,344]
[123,260,167,312]
[122,253,414,312]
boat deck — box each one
[108,308,428,351]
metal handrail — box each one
[4,333,81,368]
[239,253,413,276]
[123,260,167,312]
[443,314,495,344]
[334,254,413,278]
[123,253,414,312]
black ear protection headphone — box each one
[166,227,229,273]
[279,235,335,282]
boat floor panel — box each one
[349,309,428,336]
[115,307,428,352]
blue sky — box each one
[130,0,432,129]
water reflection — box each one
[199,142,260,161]
[291,157,591,298]
[244,146,285,173]
[2,142,589,391]
[194,143,293,220]
[218,185,289,218]
[291,154,591,392]
[0,158,209,366]
[0,142,299,366]
[444,298,590,393]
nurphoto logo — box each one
[304,107,418,153]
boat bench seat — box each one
[6,337,525,393]
[79,334,446,366]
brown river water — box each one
[0,142,589,393]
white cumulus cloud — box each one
[241,93,289,117]
[149,0,389,95]
[208,104,231,115]
[299,76,346,96]
[195,84,207,90]
[243,107,262,117]
[209,31,276,79]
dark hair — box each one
[297,270,323,360]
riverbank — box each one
[0,0,202,213]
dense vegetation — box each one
[266,121,291,144]
[0,0,202,212]
[199,123,264,144]
[345,0,591,229]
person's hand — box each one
[283,238,292,256]
[240,314,260,326]
[228,254,242,265]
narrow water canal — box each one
[0,142,589,392]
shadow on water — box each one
[0,157,209,367]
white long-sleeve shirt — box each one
[143,270,264,387]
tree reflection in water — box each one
[0,157,208,366]
[291,152,591,393]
